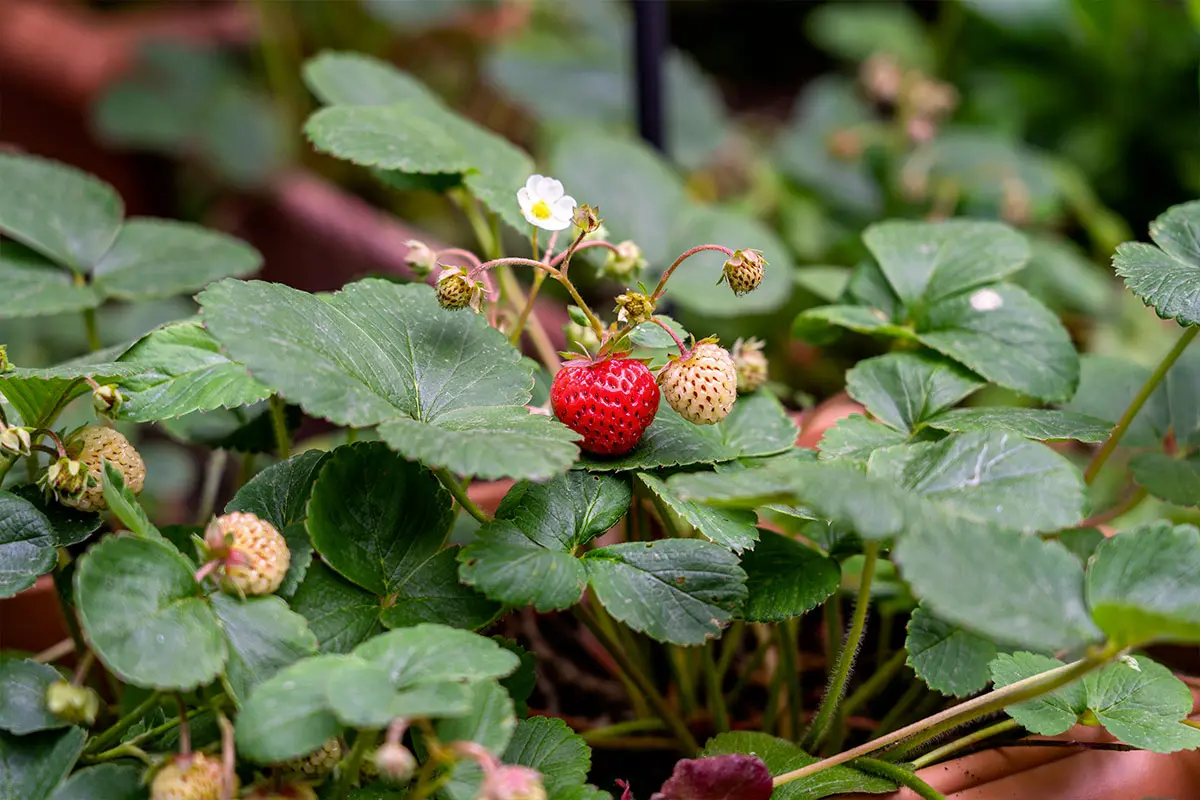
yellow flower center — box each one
[531,200,552,220]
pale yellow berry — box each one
[732,338,769,394]
[216,512,291,596]
[150,753,232,800]
[281,737,342,780]
[658,341,738,425]
[63,426,145,512]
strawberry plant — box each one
[4,47,1200,800]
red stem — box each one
[651,244,734,300]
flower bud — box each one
[615,291,656,326]
[0,345,10,373]
[565,321,601,352]
[436,266,486,312]
[43,457,90,506]
[45,681,100,726]
[91,384,124,418]
[720,249,765,296]
[0,425,32,457]
[732,338,768,394]
[405,240,438,279]
[373,742,417,785]
[860,53,903,103]
[481,765,547,800]
[602,241,646,280]
[572,204,603,235]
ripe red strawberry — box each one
[551,357,659,456]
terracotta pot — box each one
[793,394,867,450]
[0,576,70,655]
[466,479,515,516]
[838,691,1200,798]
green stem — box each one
[81,742,152,766]
[334,730,377,800]
[726,628,773,709]
[852,758,947,800]
[1084,326,1198,484]
[703,645,730,733]
[910,718,1022,770]
[268,396,291,461]
[716,620,744,681]
[773,646,1117,789]
[434,468,491,524]
[85,691,162,755]
[495,265,561,373]
[0,456,14,484]
[872,681,925,739]
[763,626,787,735]
[781,618,802,740]
[805,543,879,750]
[82,308,101,352]
[583,718,667,742]
[510,270,547,346]
[194,449,228,526]
[50,554,87,667]
[575,603,698,755]
[669,646,697,718]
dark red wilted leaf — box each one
[618,778,635,800]
[650,754,774,800]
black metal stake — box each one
[632,0,668,153]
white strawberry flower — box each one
[517,174,576,231]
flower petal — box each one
[524,174,543,193]
[516,186,534,211]
[535,176,564,202]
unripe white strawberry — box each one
[719,249,765,296]
[436,266,485,312]
[150,753,233,800]
[731,338,768,394]
[208,512,290,596]
[658,340,738,425]
[373,742,417,784]
[481,765,547,800]
[281,737,342,780]
[60,426,145,512]
[45,680,100,726]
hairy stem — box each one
[434,468,491,524]
[853,758,947,800]
[805,543,878,750]
[334,730,377,800]
[650,244,734,300]
[510,270,547,346]
[82,308,102,352]
[268,396,291,461]
[85,691,161,755]
[910,718,1022,769]
[1085,326,1198,484]
[774,645,1117,788]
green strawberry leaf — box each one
[1129,452,1200,506]
[1114,200,1200,326]
[74,536,226,690]
[210,593,319,704]
[739,530,840,622]
[896,523,1102,652]
[1061,355,1170,448]
[0,244,101,319]
[351,624,520,688]
[324,660,471,728]
[862,219,1029,308]
[923,407,1112,442]
[8,485,101,548]
[1086,522,1200,646]
[288,561,384,654]
[845,352,983,433]
[0,491,58,599]
[0,362,141,430]
[0,660,70,735]
[817,415,909,461]
[434,681,518,800]
[116,321,271,421]
[0,153,123,270]
[991,652,1087,735]
[303,51,442,107]
[638,472,758,552]
[199,279,579,481]
[0,728,87,800]
[867,431,1086,533]
[48,764,146,800]
[502,717,591,797]
[235,655,348,763]
[583,540,747,645]
[100,462,161,542]
[458,473,630,612]
[906,606,1000,697]
[1083,655,1200,753]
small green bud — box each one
[572,204,603,235]
[731,337,768,394]
[0,345,10,373]
[91,384,124,418]
[0,425,32,457]
[404,240,438,279]
[601,240,646,280]
[615,291,656,327]
[45,681,100,726]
